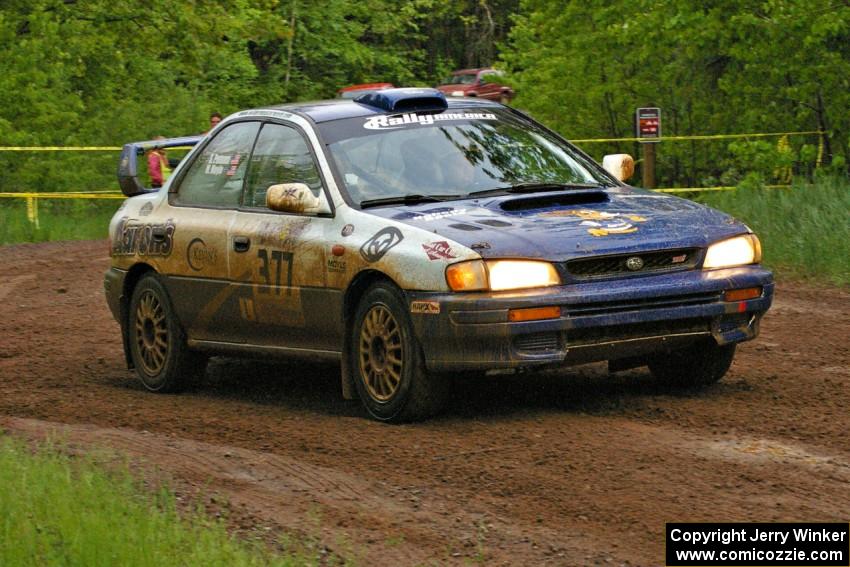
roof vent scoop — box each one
[355,88,448,113]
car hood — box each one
[363,187,749,261]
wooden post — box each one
[642,142,656,189]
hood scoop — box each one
[500,190,609,212]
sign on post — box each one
[636,107,661,142]
[636,107,660,188]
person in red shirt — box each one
[147,137,171,188]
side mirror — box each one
[602,154,635,182]
[266,183,321,214]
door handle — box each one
[233,236,250,253]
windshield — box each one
[445,73,477,85]
[318,108,609,206]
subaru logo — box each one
[625,256,644,271]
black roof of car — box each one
[263,95,502,124]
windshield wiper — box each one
[359,194,463,209]
[467,182,603,198]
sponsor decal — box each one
[237,109,296,121]
[225,153,242,177]
[364,112,498,131]
[360,227,404,263]
[187,237,218,271]
[394,207,459,221]
[671,254,688,264]
[422,240,457,260]
[470,242,491,250]
[341,224,355,237]
[331,244,345,257]
[327,258,346,273]
[410,300,441,315]
[112,217,175,257]
[414,208,467,222]
[540,209,648,236]
[139,202,153,217]
[204,152,240,176]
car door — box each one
[226,121,342,351]
[163,120,261,342]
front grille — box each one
[566,318,710,346]
[565,291,721,317]
[514,332,561,353]
[565,248,699,279]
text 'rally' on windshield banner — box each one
[666,523,849,566]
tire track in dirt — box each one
[0,274,35,302]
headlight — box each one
[446,260,561,291]
[703,234,762,269]
[451,90,465,97]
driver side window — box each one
[175,121,260,207]
[243,123,323,209]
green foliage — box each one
[697,176,850,285]
[0,0,518,196]
[500,0,849,186]
[0,200,119,245]
[0,435,318,566]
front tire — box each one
[648,340,736,388]
[128,273,205,392]
[350,283,448,422]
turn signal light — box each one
[508,306,561,322]
[723,287,762,302]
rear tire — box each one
[128,273,206,393]
[350,282,448,422]
[648,340,736,388]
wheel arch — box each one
[340,269,405,400]
[119,263,156,368]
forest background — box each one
[0,0,848,193]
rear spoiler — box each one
[117,135,203,197]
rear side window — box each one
[175,121,260,207]
[243,123,323,209]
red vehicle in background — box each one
[337,83,395,99]
[436,68,514,103]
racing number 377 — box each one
[257,248,293,294]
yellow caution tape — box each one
[0,132,824,150]
[0,192,125,200]
[572,131,824,144]
[0,146,122,151]
[0,145,196,151]
[0,185,794,200]
[654,185,792,194]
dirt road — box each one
[1,240,848,565]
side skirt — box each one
[187,339,342,363]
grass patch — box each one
[694,176,850,286]
[0,435,319,566]
[0,199,119,245]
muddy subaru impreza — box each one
[105,88,773,422]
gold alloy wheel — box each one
[134,289,168,375]
[358,305,403,402]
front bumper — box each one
[408,266,774,372]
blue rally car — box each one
[105,88,773,422]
